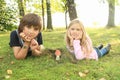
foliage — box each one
[99,0,120,5]
[0,0,18,31]
[60,0,67,11]
[21,0,64,15]
[0,27,120,80]
[51,0,65,12]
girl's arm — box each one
[13,42,30,59]
[73,40,84,60]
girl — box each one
[65,19,111,60]
[9,13,44,60]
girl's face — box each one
[69,23,83,39]
[23,26,39,39]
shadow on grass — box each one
[41,48,78,64]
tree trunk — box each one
[42,0,45,30]
[18,0,25,19]
[67,0,77,21]
[106,0,115,28]
[46,0,53,30]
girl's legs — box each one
[100,44,111,56]
[99,44,111,57]
[97,44,103,49]
[94,44,111,58]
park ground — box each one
[0,27,120,80]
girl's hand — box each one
[20,32,32,42]
[74,31,82,40]
[67,30,74,46]
[75,33,82,40]
[67,30,73,40]
[30,39,39,51]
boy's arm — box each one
[30,39,44,56]
[13,42,30,59]
[32,45,41,56]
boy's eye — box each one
[34,28,39,30]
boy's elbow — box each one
[14,55,25,60]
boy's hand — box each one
[20,32,32,42]
[30,39,39,51]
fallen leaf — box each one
[0,56,3,59]
[11,61,14,64]
[66,72,70,76]
[78,72,86,77]
[84,70,89,74]
[7,69,12,75]
[99,67,104,71]
[99,78,106,80]
[5,75,10,79]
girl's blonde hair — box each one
[65,19,93,56]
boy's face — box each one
[23,26,39,39]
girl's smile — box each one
[69,23,82,39]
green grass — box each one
[0,27,120,80]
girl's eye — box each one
[76,29,80,31]
[71,28,74,30]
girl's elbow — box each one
[75,56,83,60]
[75,52,84,60]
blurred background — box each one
[1,0,120,31]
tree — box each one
[17,0,25,18]
[62,0,77,28]
[46,0,53,30]
[0,0,17,31]
[106,0,115,28]
[42,0,45,30]
[66,0,77,21]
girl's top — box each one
[67,38,98,60]
[9,30,43,56]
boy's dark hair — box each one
[18,13,42,33]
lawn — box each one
[0,27,120,80]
